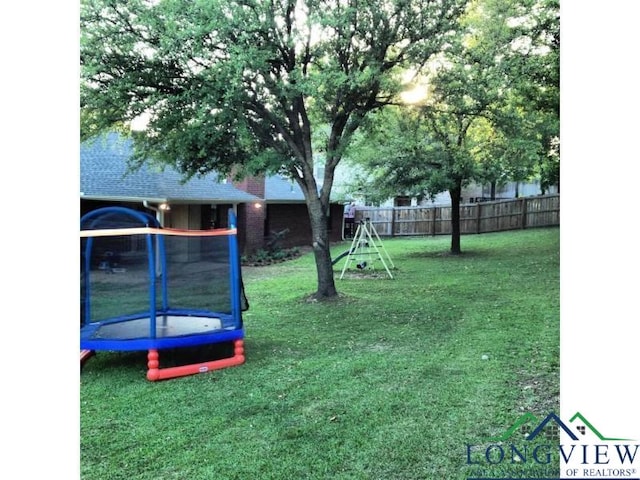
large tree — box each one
[80,0,467,299]
[348,31,511,253]
[346,0,559,254]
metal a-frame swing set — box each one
[339,218,395,279]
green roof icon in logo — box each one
[487,412,635,442]
[569,412,634,441]
[488,412,540,442]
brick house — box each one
[81,133,344,254]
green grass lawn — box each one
[80,228,560,480]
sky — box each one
[3,1,639,477]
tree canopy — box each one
[81,0,467,298]
[345,0,559,254]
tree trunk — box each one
[449,183,462,255]
[306,196,338,299]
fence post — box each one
[476,202,482,234]
[521,198,528,229]
[391,207,397,237]
[431,207,437,236]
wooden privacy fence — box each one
[353,194,559,237]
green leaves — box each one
[81,0,467,181]
[348,0,559,202]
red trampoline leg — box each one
[80,349,95,368]
[145,340,245,381]
[147,349,161,381]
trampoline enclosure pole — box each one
[146,232,157,338]
[228,209,241,325]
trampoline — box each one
[80,206,247,381]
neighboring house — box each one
[472,180,559,202]
[328,158,559,208]
[81,133,345,253]
[386,180,559,208]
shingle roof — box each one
[264,174,343,203]
[80,133,260,203]
[264,174,306,202]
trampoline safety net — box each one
[80,207,247,343]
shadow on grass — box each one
[405,249,492,259]
[82,342,239,375]
[83,350,148,372]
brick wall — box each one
[232,175,344,252]
[233,176,265,198]
[233,176,266,254]
[266,203,344,249]
[235,202,266,254]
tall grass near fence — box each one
[80,227,560,480]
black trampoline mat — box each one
[91,315,223,340]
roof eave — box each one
[80,193,262,204]
[80,193,168,203]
